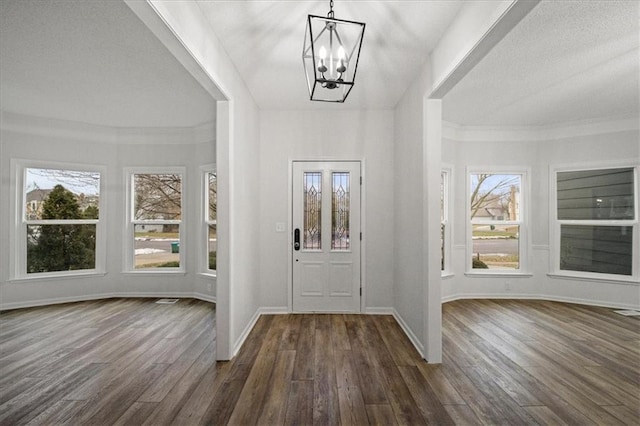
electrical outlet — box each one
[505,281,511,291]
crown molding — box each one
[442,113,639,142]
[0,111,215,145]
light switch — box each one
[275,222,286,232]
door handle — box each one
[294,228,301,251]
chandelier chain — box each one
[328,0,334,18]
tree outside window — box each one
[206,171,217,272]
[24,167,100,275]
[470,173,522,270]
[131,173,183,269]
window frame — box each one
[466,167,530,275]
[202,165,217,276]
[441,165,453,276]
[550,162,639,283]
[124,167,185,274]
[10,159,106,280]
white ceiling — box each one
[443,0,640,127]
[196,0,464,110]
[0,0,216,128]
[1,1,637,129]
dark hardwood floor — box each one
[1,297,638,425]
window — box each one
[126,169,184,271]
[441,168,452,274]
[205,170,217,273]
[12,161,104,278]
[553,165,638,280]
[468,170,527,272]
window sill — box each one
[121,270,186,276]
[547,273,639,286]
[9,271,107,283]
[465,272,533,278]
[441,272,455,280]
[199,272,217,279]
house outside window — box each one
[467,169,528,273]
[126,168,184,272]
[11,161,104,279]
[552,164,638,281]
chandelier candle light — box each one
[302,0,365,102]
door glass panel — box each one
[303,172,321,249]
[332,172,350,250]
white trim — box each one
[8,271,107,283]
[232,308,262,357]
[547,273,639,286]
[442,113,639,143]
[192,292,217,304]
[258,306,289,315]
[0,292,217,312]
[124,167,186,273]
[465,272,534,278]
[392,308,425,359]
[0,111,215,145]
[364,307,394,315]
[10,159,107,280]
[549,161,638,281]
[466,166,531,274]
[441,293,640,311]
[120,271,187,276]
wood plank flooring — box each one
[1,298,638,425]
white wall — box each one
[258,109,394,311]
[393,70,429,356]
[0,113,216,309]
[144,0,262,359]
[442,123,640,309]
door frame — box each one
[288,158,366,313]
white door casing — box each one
[292,161,361,312]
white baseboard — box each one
[364,307,394,315]
[232,308,262,357]
[441,293,640,310]
[391,308,425,358]
[258,306,289,315]
[192,292,217,304]
[0,291,216,311]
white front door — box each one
[292,161,361,312]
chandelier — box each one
[302,0,365,102]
